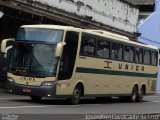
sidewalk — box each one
[0,81,7,92]
[0,88,7,92]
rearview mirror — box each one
[55,42,66,58]
[1,38,14,54]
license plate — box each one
[22,88,31,93]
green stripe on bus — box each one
[76,67,158,78]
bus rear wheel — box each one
[69,85,82,105]
[130,86,138,103]
[30,96,42,102]
[137,87,145,102]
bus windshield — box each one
[16,28,64,43]
[10,42,58,77]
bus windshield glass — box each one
[16,28,64,43]
[10,42,58,77]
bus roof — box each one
[21,25,81,32]
[21,25,158,51]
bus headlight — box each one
[41,81,54,86]
[8,77,15,82]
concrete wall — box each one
[34,0,139,33]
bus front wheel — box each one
[69,85,82,105]
[30,96,42,102]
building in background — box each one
[137,0,160,91]
[125,0,160,92]
[125,0,155,23]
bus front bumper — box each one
[7,81,56,98]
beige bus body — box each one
[5,25,159,103]
[56,28,158,96]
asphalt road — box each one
[0,89,160,120]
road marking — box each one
[146,96,160,98]
[0,97,21,99]
[0,104,103,109]
[143,101,160,104]
[0,97,27,100]
[151,101,160,103]
[0,105,55,109]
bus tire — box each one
[130,86,138,103]
[137,87,145,102]
[30,96,41,102]
[69,85,82,105]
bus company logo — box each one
[119,63,145,72]
[20,77,35,81]
[104,61,145,72]
[104,61,112,69]
[26,81,29,85]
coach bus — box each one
[1,25,159,104]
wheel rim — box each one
[74,89,80,99]
[132,91,136,101]
[73,89,80,104]
[140,89,144,100]
[132,87,137,102]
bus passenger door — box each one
[56,31,79,95]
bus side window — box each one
[124,46,130,61]
[151,51,158,65]
[58,31,79,80]
[124,45,134,62]
[135,48,143,63]
[130,46,134,62]
[80,34,96,56]
[111,42,122,60]
[97,39,110,59]
[144,50,151,65]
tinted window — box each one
[151,51,158,65]
[144,50,151,64]
[10,43,58,76]
[124,46,134,62]
[111,42,122,60]
[80,35,96,56]
[97,39,110,58]
[58,31,79,80]
[16,28,64,42]
[135,48,143,63]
